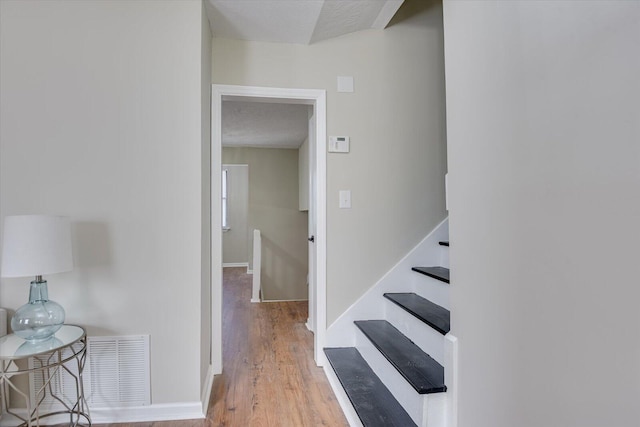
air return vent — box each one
[29,335,151,411]
[85,335,150,407]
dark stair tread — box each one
[383,293,450,335]
[439,241,449,247]
[324,347,417,427]
[411,266,450,284]
[354,320,446,395]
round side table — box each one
[0,325,90,426]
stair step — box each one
[411,266,450,283]
[354,320,446,395]
[324,347,417,427]
[384,293,450,335]
[439,241,449,247]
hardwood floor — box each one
[99,267,348,427]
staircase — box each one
[323,220,457,427]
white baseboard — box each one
[223,262,248,268]
[0,402,205,426]
[91,402,205,423]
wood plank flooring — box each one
[98,267,347,427]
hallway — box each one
[97,267,346,427]
[208,267,347,426]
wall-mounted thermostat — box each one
[329,136,350,153]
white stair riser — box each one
[384,299,446,365]
[440,245,449,269]
[410,274,450,310]
[424,392,447,427]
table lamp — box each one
[1,215,72,342]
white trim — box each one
[211,84,328,371]
[314,90,328,367]
[201,364,215,416]
[222,262,248,268]
[445,334,459,427]
[0,403,204,426]
[91,402,204,423]
[251,229,262,303]
[260,298,309,303]
[211,85,223,375]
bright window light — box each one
[222,169,228,229]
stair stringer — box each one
[325,217,450,349]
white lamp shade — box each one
[1,215,73,278]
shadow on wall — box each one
[260,235,308,301]
[70,222,119,336]
[388,0,442,29]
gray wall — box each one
[444,1,640,426]
[0,0,207,405]
[213,0,448,323]
[223,147,309,301]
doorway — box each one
[211,85,327,372]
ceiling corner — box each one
[371,0,405,29]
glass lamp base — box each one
[11,279,65,342]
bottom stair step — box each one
[324,347,417,427]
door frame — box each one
[211,84,327,372]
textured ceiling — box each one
[212,0,405,149]
[206,0,404,45]
[222,101,310,149]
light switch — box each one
[339,190,351,209]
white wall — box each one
[212,0,448,323]
[444,1,640,426]
[0,0,207,409]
